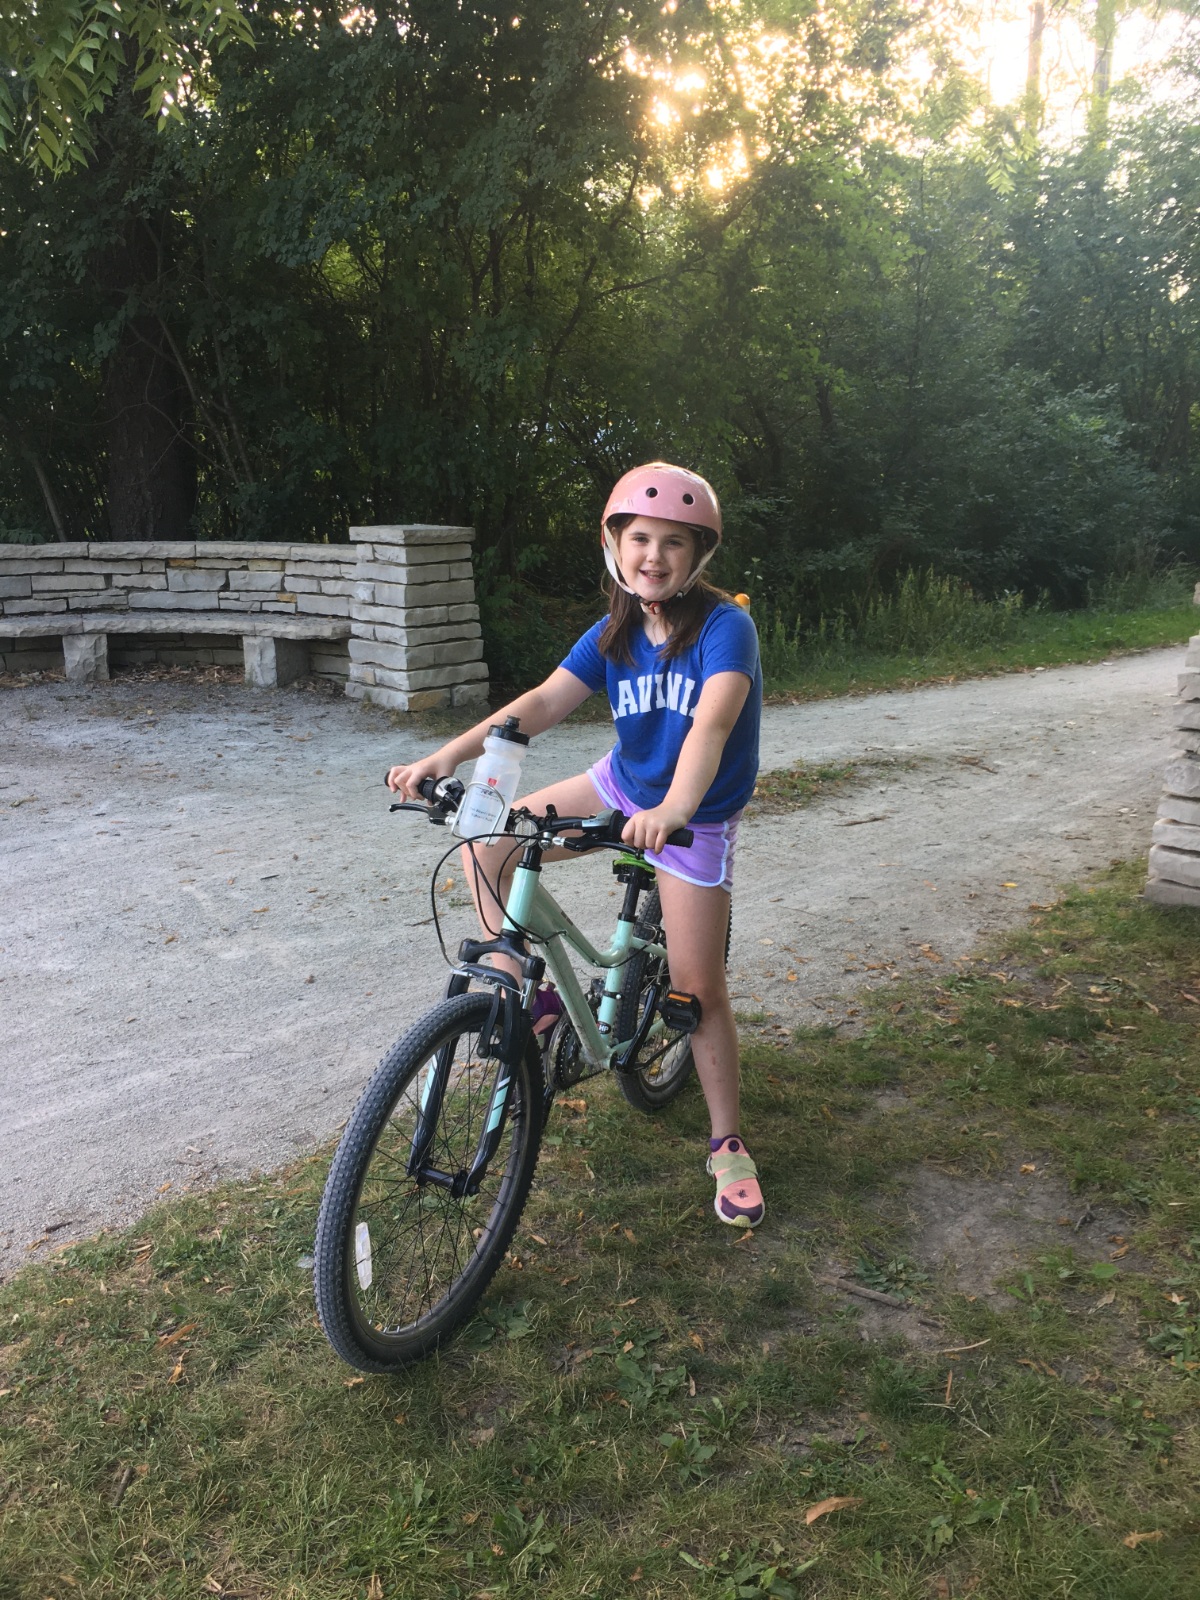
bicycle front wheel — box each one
[313,992,543,1371]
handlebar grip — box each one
[418,776,439,802]
[606,810,693,849]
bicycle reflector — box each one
[659,991,702,1033]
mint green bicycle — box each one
[313,777,709,1372]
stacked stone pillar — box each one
[344,524,489,712]
[1146,627,1200,907]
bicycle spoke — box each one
[314,992,543,1368]
[350,1023,520,1327]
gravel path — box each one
[0,650,1180,1278]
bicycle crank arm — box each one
[614,976,667,1070]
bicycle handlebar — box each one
[390,773,693,850]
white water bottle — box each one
[451,716,530,840]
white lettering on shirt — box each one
[613,674,699,720]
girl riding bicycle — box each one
[387,463,765,1228]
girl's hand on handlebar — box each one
[387,757,455,801]
[621,804,692,856]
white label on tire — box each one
[355,1222,373,1289]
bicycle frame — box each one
[501,861,666,1071]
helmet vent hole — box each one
[682,492,694,504]
[644,486,658,498]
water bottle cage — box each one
[659,991,702,1033]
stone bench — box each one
[1,611,351,688]
[0,526,489,708]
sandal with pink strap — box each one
[707,1136,765,1229]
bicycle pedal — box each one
[659,991,702,1032]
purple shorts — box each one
[588,749,740,892]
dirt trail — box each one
[0,650,1180,1278]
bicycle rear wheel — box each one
[313,992,543,1371]
[614,887,697,1113]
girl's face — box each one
[616,516,698,604]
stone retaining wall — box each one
[1146,628,1200,907]
[0,525,488,711]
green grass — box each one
[757,572,1199,701]
[749,756,915,814]
[4,864,1200,1598]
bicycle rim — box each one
[314,993,542,1371]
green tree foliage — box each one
[0,0,253,171]
[0,0,1195,632]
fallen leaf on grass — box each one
[805,1495,863,1525]
[468,1427,495,1448]
[615,1297,639,1308]
[343,1377,365,1388]
[461,1510,480,1525]
[1123,1531,1164,1549]
[167,1357,185,1385]
[157,1322,196,1347]
[1180,992,1200,1005]
[560,1097,588,1114]
[688,1332,705,1352]
[367,1576,384,1600]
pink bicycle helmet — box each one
[601,461,722,604]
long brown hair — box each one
[598,519,736,666]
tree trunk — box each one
[1089,0,1119,149]
[91,66,196,542]
[1024,0,1045,132]
[103,311,195,540]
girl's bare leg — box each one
[652,873,740,1138]
[459,772,604,981]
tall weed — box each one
[759,569,1024,679]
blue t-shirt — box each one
[560,601,762,823]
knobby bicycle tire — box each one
[313,992,544,1371]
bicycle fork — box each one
[407,972,537,1198]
